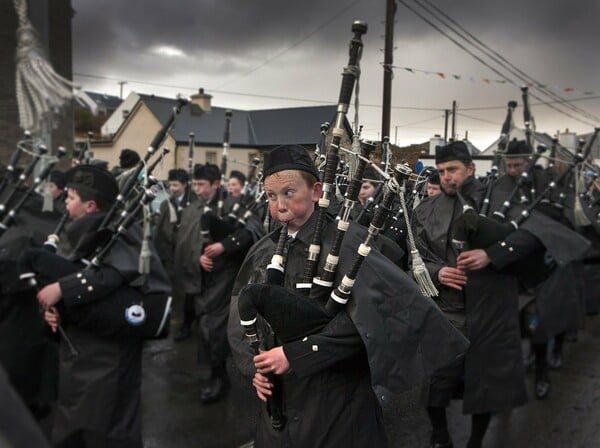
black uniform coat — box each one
[413,176,535,414]
[174,193,257,372]
[490,172,589,338]
[0,191,61,411]
[48,212,171,446]
[228,211,469,448]
[154,188,195,277]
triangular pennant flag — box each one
[453,74,461,80]
[437,72,445,79]
[405,67,414,73]
[482,78,490,84]
[563,87,574,92]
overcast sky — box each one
[71,0,600,149]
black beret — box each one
[263,145,319,180]
[168,169,189,183]
[228,170,246,185]
[506,139,531,156]
[49,170,67,189]
[362,166,379,182]
[427,171,440,185]
[90,159,109,170]
[65,165,119,204]
[119,149,141,169]
[193,163,220,182]
[435,141,472,165]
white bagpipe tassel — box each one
[573,165,591,227]
[138,197,152,275]
[410,249,439,298]
[41,181,54,212]
[13,0,76,134]
[398,182,438,297]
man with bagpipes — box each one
[154,168,195,341]
[173,163,260,404]
[491,139,588,399]
[412,141,548,448]
[227,145,469,447]
[23,164,172,447]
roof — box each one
[85,91,122,111]
[139,94,338,148]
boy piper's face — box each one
[65,188,93,220]
[263,170,322,233]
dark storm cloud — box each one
[72,0,600,74]
[70,0,600,145]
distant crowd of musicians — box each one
[1,138,599,448]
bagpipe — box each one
[0,143,48,218]
[0,130,30,197]
[185,131,195,207]
[238,20,369,430]
[0,146,66,237]
[479,100,517,216]
[199,112,266,247]
[449,146,591,284]
[16,97,189,344]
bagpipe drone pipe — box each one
[238,20,369,430]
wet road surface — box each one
[141,314,600,447]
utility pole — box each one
[381,0,396,159]
[444,109,449,142]
[118,81,128,99]
[451,100,457,141]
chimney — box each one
[559,128,577,153]
[190,88,212,112]
[429,134,445,155]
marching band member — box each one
[174,164,256,404]
[412,141,542,448]
[37,164,163,448]
[228,145,468,448]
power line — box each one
[418,0,600,123]
[74,71,600,115]
[398,0,598,127]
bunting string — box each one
[385,63,595,96]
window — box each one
[206,151,217,164]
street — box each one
[141,314,600,448]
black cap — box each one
[435,141,472,165]
[362,166,379,182]
[119,149,141,169]
[90,159,109,170]
[168,168,189,183]
[65,165,119,203]
[428,171,440,185]
[263,145,319,180]
[49,170,67,189]
[193,163,220,182]
[506,139,531,156]
[228,170,246,185]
